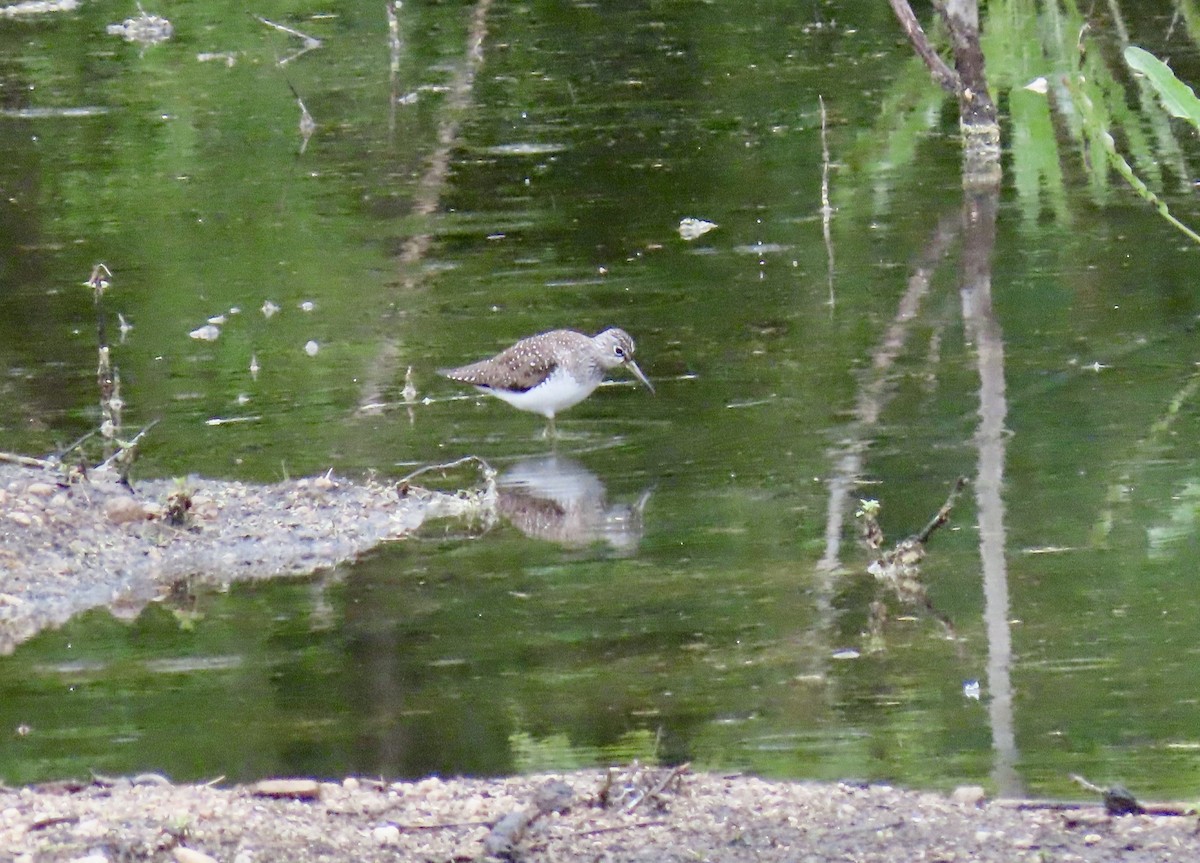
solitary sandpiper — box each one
[440,328,654,435]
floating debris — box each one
[82,263,112,302]
[249,354,260,379]
[261,300,280,318]
[299,300,315,312]
[197,52,238,67]
[0,0,78,17]
[207,314,227,326]
[733,241,791,255]
[107,5,172,44]
[189,324,220,342]
[205,415,262,426]
[304,340,319,356]
[678,217,718,240]
[0,105,108,118]
[483,142,568,156]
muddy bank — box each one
[3,768,1196,862]
[0,461,492,653]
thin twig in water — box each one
[255,15,321,65]
[386,1,401,74]
[819,94,835,308]
[57,428,99,461]
[914,476,967,544]
[97,420,160,472]
[398,455,494,485]
[287,80,316,150]
[386,1,403,133]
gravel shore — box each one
[4,768,1197,863]
[0,461,490,653]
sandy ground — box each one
[4,767,1198,863]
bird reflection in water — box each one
[496,456,651,554]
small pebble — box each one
[372,825,400,846]
[25,482,56,497]
[252,779,321,800]
[173,848,219,863]
[104,497,146,524]
[951,786,986,807]
[343,777,360,791]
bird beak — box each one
[626,359,655,394]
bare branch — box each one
[887,0,960,95]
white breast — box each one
[482,367,599,418]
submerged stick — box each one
[915,476,968,544]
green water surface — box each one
[3,0,1200,801]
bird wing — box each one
[441,335,565,392]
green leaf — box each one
[1124,46,1200,131]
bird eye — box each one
[614,346,625,358]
